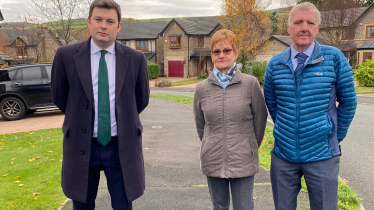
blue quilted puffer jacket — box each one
[264,42,357,163]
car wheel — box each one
[26,109,37,114]
[0,97,26,121]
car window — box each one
[21,67,43,80]
[45,65,52,79]
[0,70,17,82]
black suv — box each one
[0,63,56,121]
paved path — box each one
[339,103,374,210]
[0,108,63,134]
[61,98,310,209]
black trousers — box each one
[73,137,132,210]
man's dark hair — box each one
[88,0,121,22]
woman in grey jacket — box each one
[193,29,268,210]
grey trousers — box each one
[207,176,254,210]
[270,151,340,210]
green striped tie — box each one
[97,50,111,146]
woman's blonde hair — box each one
[210,29,238,52]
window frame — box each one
[169,35,182,49]
[122,40,130,47]
[16,46,28,57]
[366,25,374,39]
[363,52,373,63]
[136,40,148,51]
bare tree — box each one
[28,0,93,45]
[318,0,361,47]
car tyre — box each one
[0,97,26,121]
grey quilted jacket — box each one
[193,70,268,178]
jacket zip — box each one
[223,88,227,178]
[295,63,308,162]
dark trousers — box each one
[270,151,340,210]
[73,137,132,210]
[207,176,254,210]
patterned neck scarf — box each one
[213,63,237,89]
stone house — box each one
[117,17,220,78]
[159,17,220,78]
[117,21,169,65]
[0,27,63,63]
[354,3,374,65]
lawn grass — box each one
[0,129,66,209]
[150,94,193,104]
[355,86,374,94]
[171,78,205,86]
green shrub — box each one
[147,61,159,80]
[250,61,267,85]
[237,50,251,74]
[198,73,207,79]
[354,59,374,87]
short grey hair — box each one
[288,2,321,26]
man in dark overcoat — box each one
[51,0,149,209]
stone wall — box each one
[259,39,288,61]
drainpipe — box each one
[155,38,157,63]
[187,35,190,78]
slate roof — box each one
[190,48,211,57]
[354,2,374,23]
[0,51,14,62]
[143,52,156,60]
[357,41,374,49]
[118,21,169,40]
[0,29,41,45]
[117,16,220,40]
[336,40,357,51]
[320,7,367,28]
[174,16,220,35]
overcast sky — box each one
[0,0,283,23]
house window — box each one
[342,28,354,40]
[198,36,204,47]
[136,41,148,50]
[122,41,130,47]
[16,46,27,57]
[366,25,374,38]
[363,52,372,62]
[169,36,182,48]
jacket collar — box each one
[280,41,324,68]
[73,38,130,107]
[208,69,243,87]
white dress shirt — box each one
[290,41,315,71]
[90,39,117,137]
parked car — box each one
[0,63,56,121]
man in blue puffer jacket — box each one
[264,2,357,210]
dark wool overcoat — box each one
[51,37,149,203]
